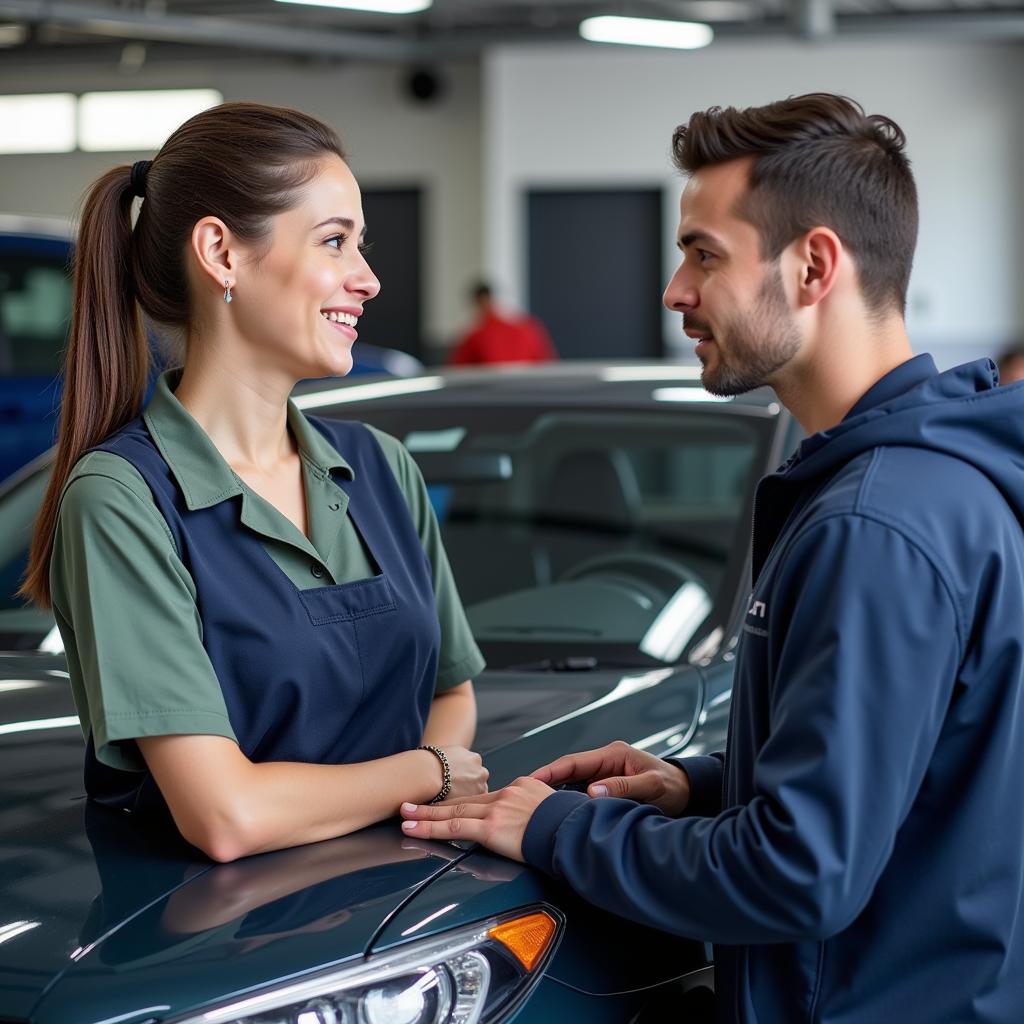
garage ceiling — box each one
[0,0,1022,67]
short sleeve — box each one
[365,426,486,691]
[51,452,236,771]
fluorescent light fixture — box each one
[580,15,714,50]
[653,387,732,403]
[78,89,222,152]
[0,94,76,154]
[293,376,445,408]
[601,365,702,382]
[274,0,431,12]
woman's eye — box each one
[325,234,346,250]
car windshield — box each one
[0,399,769,667]
[342,401,768,669]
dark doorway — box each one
[359,188,423,361]
[527,188,664,361]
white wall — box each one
[0,59,481,354]
[483,39,1024,368]
[3,39,1023,367]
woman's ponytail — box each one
[20,101,346,609]
[19,166,149,608]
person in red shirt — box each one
[449,282,557,366]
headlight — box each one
[174,908,560,1024]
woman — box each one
[21,102,488,862]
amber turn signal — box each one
[488,910,557,971]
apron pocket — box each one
[298,574,396,625]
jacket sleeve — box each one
[521,513,962,944]
[665,754,724,818]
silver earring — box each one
[223,280,233,304]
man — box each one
[996,342,1024,384]
[403,95,1024,1022]
[449,281,557,365]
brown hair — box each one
[672,93,918,316]
[21,102,345,608]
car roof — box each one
[292,364,784,417]
[0,213,73,242]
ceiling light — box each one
[273,0,432,12]
[0,94,76,154]
[78,89,222,152]
[580,15,714,50]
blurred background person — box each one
[449,281,557,366]
[996,342,1024,384]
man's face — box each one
[663,158,802,396]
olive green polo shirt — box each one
[51,371,485,772]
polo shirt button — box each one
[310,562,325,579]
[328,502,340,511]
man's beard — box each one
[693,265,801,397]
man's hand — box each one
[531,740,691,816]
[400,777,555,862]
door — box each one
[527,188,664,361]
[358,188,423,365]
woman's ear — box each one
[190,217,239,295]
[793,226,843,308]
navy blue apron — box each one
[83,415,441,814]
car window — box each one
[0,242,72,377]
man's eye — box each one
[698,249,714,263]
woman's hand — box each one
[427,745,489,800]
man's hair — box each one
[672,93,918,316]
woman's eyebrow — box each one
[313,216,367,240]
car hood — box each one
[0,655,704,1022]
[0,662,467,1023]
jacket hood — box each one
[785,355,1024,527]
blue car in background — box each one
[0,215,422,483]
[0,216,71,484]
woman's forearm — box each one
[422,680,477,748]
[139,735,445,862]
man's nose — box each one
[663,264,698,312]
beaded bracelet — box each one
[418,745,452,804]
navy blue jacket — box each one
[523,355,1024,1023]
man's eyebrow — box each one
[678,230,725,251]
[313,216,367,239]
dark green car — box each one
[0,364,797,1024]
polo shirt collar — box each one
[143,369,354,511]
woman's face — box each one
[234,154,380,381]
